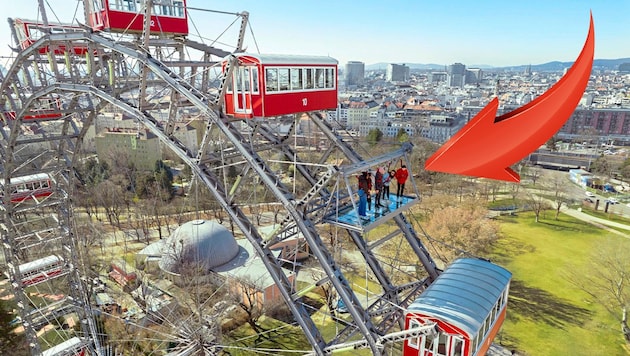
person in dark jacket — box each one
[382,169,391,203]
[357,172,369,218]
[374,167,384,208]
[366,171,373,210]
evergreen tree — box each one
[367,128,383,146]
[397,128,409,143]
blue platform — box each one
[323,193,417,232]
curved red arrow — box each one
[425,13,595,182]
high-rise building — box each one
[386,63,409,82]
[466,68,483,85]
[345,61,365,87]
[447,63,466,88]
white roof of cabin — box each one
[233,53,338,65]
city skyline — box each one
[0,0,629,68]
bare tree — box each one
[545,174,570,220]
[591,155,614,181]
[74,220,110,278]
[226,275,269,338]
[308,270,336,313]
[95,179,125,227]
[267,203,283,224]
[528,166,542,186]
[422,196,501,264]
[523,188,550,223]
[565,238,630,342]
[249,203,264,226]
[483,179,503,202]
[507,181,521,204]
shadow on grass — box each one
[491,238,536,263]
[538,218,602,234]
[301,295,325,315]
[507,279,592,330]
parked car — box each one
[585,191,596,198]
[606,198,619,204]
[604,184,617,193]
[336,298,348,314]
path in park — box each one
[561,205,630,238]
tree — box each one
[546,135,559,151]
[416,195,500,265]
[566,238,630,343]
[523,188,549,223]
[507,181,521,204]
[154,160,174,200]
[95,179,126,227]
[409,137,443,187]
[226,276,269,338]
[80,158,110,186]
[619,157,630,183]
[425,199,499,263]
[135,172,156,199]
[591,155,613,180]
[396,128,409,143]
[366,128,383,146]
[528,166,542,186]
[0,300,28,355]
[545,174,570,220]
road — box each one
[538,169,630,238]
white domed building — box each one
[158,219,245,275]
[137,219,296,306]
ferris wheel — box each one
[0,1,448,355]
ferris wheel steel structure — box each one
[0,1,442,355]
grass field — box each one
[222,208,630,355]
[493,210,630,356]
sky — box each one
[0,0,629,68]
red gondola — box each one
[403,258,511,356]
[41,337,86,356]
[12,18,88,55]
[18,255,64,286]
[85,0,188,36]
[223,53,338,118]
[1,173,54,203]
[3,97,63,121]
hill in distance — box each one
[365,58,630,72]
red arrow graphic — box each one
[425,13,595,183]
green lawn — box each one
[492,211,630,355]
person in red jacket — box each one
[395,164,409,202]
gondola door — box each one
[232,66,254,117]
[85,0,105,31]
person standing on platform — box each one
[382,169,391,203]
[357,172,369,218]
[366,171,373,211]
[395,164,409,202]
[374,167,384,208]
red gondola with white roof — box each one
[17,255,65,286]
[1,173,54,203]
[41,336,86,356]
[403,258,511,356]
[12,18,88,55]
[223,53,338,118]
[3,97,63,121]
[85,0,189,36]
